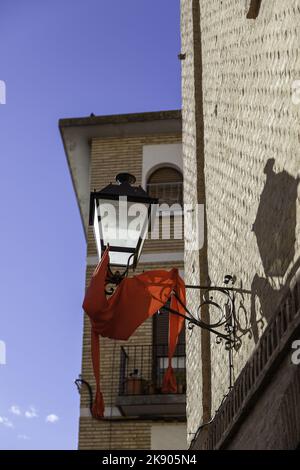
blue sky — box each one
[0,0,181,449]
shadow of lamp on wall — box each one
[253,159,299,277]
[251,159,300,342]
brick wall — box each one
[79,419,151,450]
[181,0,300,445]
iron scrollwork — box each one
[162,275,252,391]
[96,262,253,409]
[104,253,134,295]
[104,261,252,352]
[162,274,252,352]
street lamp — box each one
[89,173,158,270]
[85,172,253,403]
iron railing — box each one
[147,182,183,206]
[190,277,300,450]
[119,343,186,396]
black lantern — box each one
[89,173,158,269]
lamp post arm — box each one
[161,301,235,344]
[185,285,252,296]
[104,263,251,349]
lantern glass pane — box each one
[109,251,135,267]
[97,197,150,266]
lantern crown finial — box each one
[89,172,158,268]
[116,173,136,185]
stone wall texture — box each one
[226,356,300,450]
[181,0,300,446]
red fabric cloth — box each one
[82,248,186,418]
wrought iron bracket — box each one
[80,270,253,420]
[105,263,252,352]
[160,274,252,392]
[161,274,252,352]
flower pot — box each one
[126,377,143,395]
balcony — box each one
[116,344,186,418]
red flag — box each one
[83,248,186,418]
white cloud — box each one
[25,406,38,419]
[46,414,59,423]
[17,434,30,440]
[0,416,14,428]
[10,405,21,416]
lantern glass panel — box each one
[96,197,150,266]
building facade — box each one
[60,111,187,449]
[60,0,300,450]
[181,0,300,449]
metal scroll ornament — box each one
[163,275,249,351]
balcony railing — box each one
[190,276,300,449]
[116,343,186,418]
[147,182,183,206]
[119,343,186,396]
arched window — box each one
[147,167,183,206]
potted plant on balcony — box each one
[125,369,143,395]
